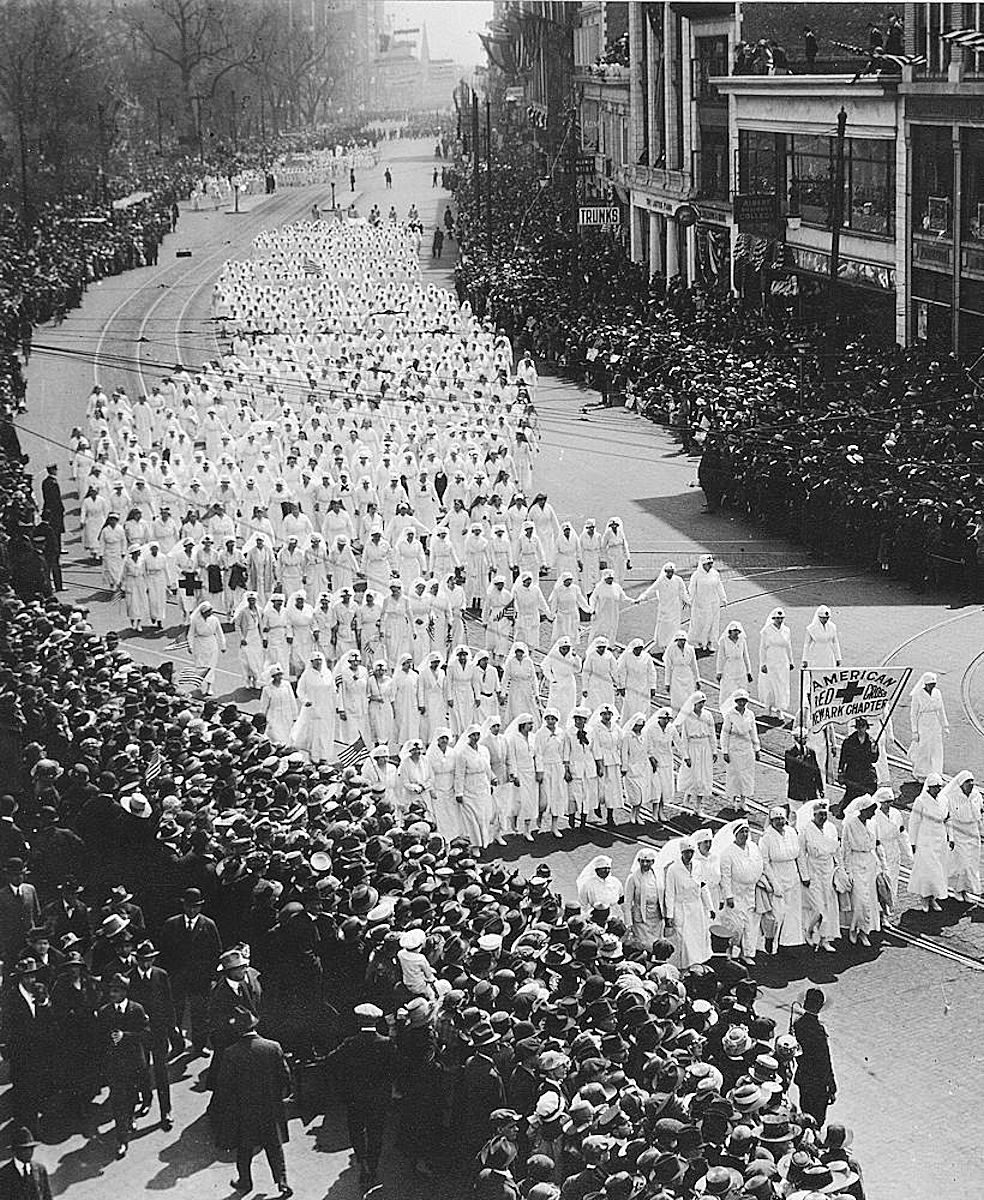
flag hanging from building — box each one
[803,666,912,733]
[941,27,984,52]
[851,49,926,81]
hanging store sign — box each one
[579,205,621,228]
[734,193,779,227]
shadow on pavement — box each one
[144,1111,223,1190]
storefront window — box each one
[790,135,831,225]
[789,136,893,235]
[848,139,894,236]
[961,128,984,246]
[912,125,953,236]
[738,130,779,195]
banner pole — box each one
[872,666,912,746]
[798,666,807,737]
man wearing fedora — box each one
[96,973,150,1157]
[1,958,57,1135]
[215,1007,293,1198]
[127,939,176,1129]
[323,1002,396,1189]
[207,946,262,1088]
[159,887,222,1054]
[792,987,836,1125]
[456,1018,506,1163]
[0,1126,52,1200]
[0,857,41,965]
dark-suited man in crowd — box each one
[0,857,41,964]
[127,939,175,1130]
[793,986,837,1126]
[0,1126,53,1200]
[1,958,57,1135]
[97,973,150,1157]
[324,1002,396,1190]
[216,1008,293,1198]
[159,886,221,1054]
[207,945,262,1087]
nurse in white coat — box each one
[674,690,717,816]
[715,621,753,704]
[801,605,842,669]
[542,637,581,721]
[758,608,795,716]
[719,689,760,812]
[635,562,689,653]
[908,672,949,781]
[715,819,764,963]
[759,806,807,951]
[660,837,712,967]
[664,631,699,713]
[687,555,727,651]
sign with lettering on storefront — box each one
[578,205,621,228]
[734,193,779,226]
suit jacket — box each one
[0,820,30,866]
[0,883,41,960]
[126,965,176,1037]
[97,999,150,1087]
[0,1159,53,1200]
[208,970,262,1049]
[41,476,64,532]
[158,913,221,989]
[456,1052,505,1140]
[215,1033,290,1147]
[1,989,57,1082]
[41,897,91,947]
[324,1029,396,1105]
[792,1012,835,1091]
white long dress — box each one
[719,840,764,957]
[760,824,805,946]
[759,622,794,711]
[688,567,727,648]
[716,634,752,704]
[948,784,984,895]
[798,815,841,942]
[719,707,760,799]
[663,642,698,712]
[454,742,495,850]
[663,859,711,966]
[908,788,949,899]
[842,812,884,935]
[638,570,688,651]
[291,665,338,761]
[908,687,948,780]
[675,709,716,797]
[261,678,299,744]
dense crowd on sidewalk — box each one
[453,162,984,595]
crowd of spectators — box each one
[0,586,863,1197]
[454,163,984,597]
